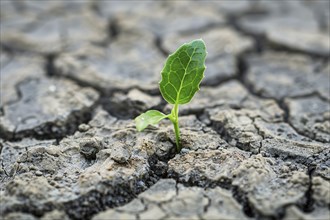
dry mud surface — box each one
[0,1,329,220]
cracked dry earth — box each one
[0,1,329,220]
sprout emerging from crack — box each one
[135,39,207,152]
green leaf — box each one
[159,39,207,105]
[135,110,168,131]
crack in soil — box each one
[45,53,57,77]
[252,117,264,154]
[278,98,328,144]
[235,52,324,144]
[0,141,10,177]
[227,14,266,54]
[0,52,102,143]
[2,150,174,220]
[202,193,212,213]
[108,18,120,42]
[155,35,169,57]
[0,104,97,143]
[298,165,316,213]
[165,172,260,219]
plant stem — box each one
[173,119,180,152]
[173,103,181,152]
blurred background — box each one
[0,0,329,134]
[1,0,329,95]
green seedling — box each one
[135,39,207,153]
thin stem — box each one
[173,104,181,152]
[173,119,180,152]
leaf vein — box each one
[176,46,197,104]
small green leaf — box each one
[159,39,207,105]
[135,39,207,153]
[135,110,168,131]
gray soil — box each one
[0,1,329,220]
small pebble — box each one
[29,165,37,170]
[54,174,63,181]
[181,148,190,154]
[35,170,43,176]
[111,144,130,164]
[78,124,90,132]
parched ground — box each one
[0,1,329,220]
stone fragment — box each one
[41,210,70,220]
[180,128,227,151]
[168,150,311,218]
[0,50,11,70]
[308,0,330,33]
[312,176,330,206]
[78,124,90,132]
[0,137,142,219]
[255,0,315,16]
[203,55,236,86]
[79,138,102,160]
[114,2,225,35]
[209,109,263,153]
[3,212,37,220]
[116,199,145,213]
[97,1,160,19]
[317,62,330,101]
[240,95,285,123]
[202,187,249,220]
[0,139,55,178]
[15,146,65,176]
[139,204,166,220]
[285,96,330,143]
[232,156,308,217]
[0,55,45,107]
[255,119,310,142]
[0,77,99,140]
[96,179,247,220]
[261,139,326,163]
[35,170,43,176]
[161,185,207,217]
[168,149,249,187]
[92,210,137,220]
[306,148,330,179]
[255,119,328,161]
[238,12,318,35]
[284,206,330,220]
[139,179,176,203]
[216,0,253,14]
[1,0,88,21]
[0,1,38,37]
[268,29,330,57]
[105,89,162,119]
[110,143,131,164]
[1,12,107,54]
[209,107,328,158]
[55,30,164,93]
[237,3,330,56]
[245,52,329,100]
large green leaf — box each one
[159,39,207,105]
[135,110,168,131]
